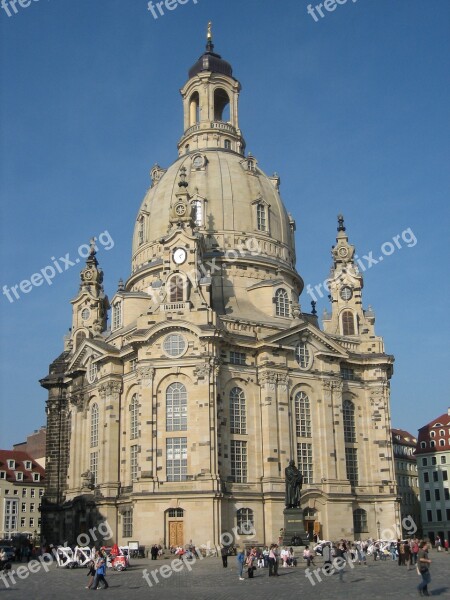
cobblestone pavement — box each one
[1,551,449,600]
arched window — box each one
[75,331,86,348]
[275,288,289,317]
[112,301,122,330]
[439,429,445,437]
[224,139,231,150]
[353,509,368,534]
[90,403,99,448]
[343,400,356,443]
[420,441,426,448]
[214,88,230,121]
[138,216,145,245]
[342,310,356,336]
[168,275,184,303]
[430,431,435,438]
[192,199,203,226]
[87,360,97,384]
[257,203,266,231]
[130,394,139,439]
[236,508,254,535]
[439,439,445,447]
[189,92,199,126]
[295,391,311,437]
[230,387,246,434]
[166,383,187,431]
[430,440,436,448]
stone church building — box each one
[40,32,399,548]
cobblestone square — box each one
[1,551,449,600]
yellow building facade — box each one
[41,34,399,548]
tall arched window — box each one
[236,508,254,535]
[75,331,86,348]
[353,509,368,534]
[189,91,199,126]
[112,301,122,330]
[138,216,145,245]
[342,310,355,335]
[230,387,246,434]
[257,203,266,231]
[90,403,99,448]
[214,88,230,121]
[192,199,203,226]
[275,288,289,317]
[343,400,356,443]
[166,383,187,431]
[295,391,311,438]
[130,394,139,439]
[169,275,184,303]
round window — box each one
[163,333,187,358]
[295,342,311,370]
[81,308,90,321]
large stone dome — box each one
[131,150,296,274]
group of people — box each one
[235,544,300,579]
[150,544,163,560]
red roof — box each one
[416,410,450,455]
[0,449,45,484]
[392,428,417,446]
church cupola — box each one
[178,23,246,156]
[70,239,109,346]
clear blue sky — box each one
[0,0,449,448]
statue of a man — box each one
[285,460,303,508]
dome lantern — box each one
[178,24,245,157]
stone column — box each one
[136,367,155,486]
[98,380,122,497]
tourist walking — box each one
[236,547,245,580]
[417,541,431,597]
[91,551,109,590]
[85,559,96,589]
[268,544,279,577]
[220,545,228,568]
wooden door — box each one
[169,521,184,547]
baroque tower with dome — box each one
[40,30,399,547]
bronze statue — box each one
[285,460,303,508]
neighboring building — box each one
[392,428,421,535]
[416,408,450,544]
[40,31,398,548]
[13,427,47,468]
[0,450,45,540]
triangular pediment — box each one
[67,338,118,372]
[258,322,349,358]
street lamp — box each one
[376,521,381,539]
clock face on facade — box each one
[175,203,186,216]
[84,270,93,280]
[338,246,348,258]
[340,286,353,301]
[173,248,187,265]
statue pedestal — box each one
[282,508,307,547]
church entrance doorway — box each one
[166,508,184,548]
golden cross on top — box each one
[207,21,212,40]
